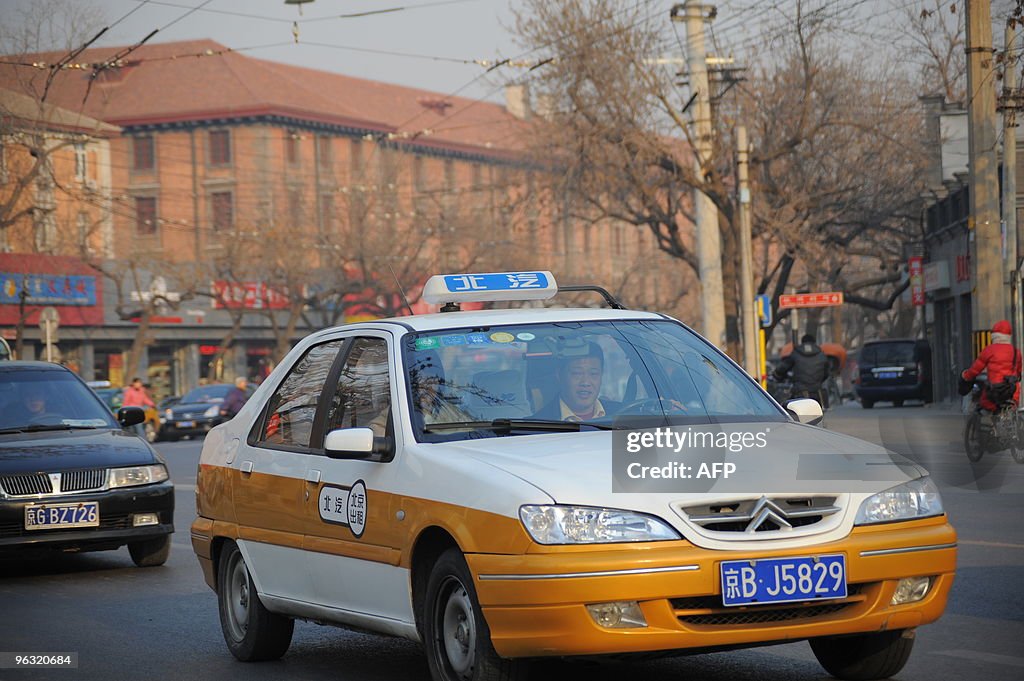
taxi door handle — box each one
[306,469,321,484]
[240,461,254,475]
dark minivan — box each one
[855,339,932,408]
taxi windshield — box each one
[403,320,786,442]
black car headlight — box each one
[108,464,169,489]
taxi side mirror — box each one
[117,406,146,428]
[785,398,823,426]
[324,428,394,460]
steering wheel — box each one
[620,397,689,416]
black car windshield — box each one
[0,369,118,431]
[403,320,786,442]
[181,385,232,404]
[861,342,916,366]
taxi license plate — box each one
[177,421,195,428]
[720,555,846,607]
[25,502,100,531]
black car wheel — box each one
[810,629,914,680]
[861,399,874,409]
[424,548,526,681]
[128,535,170,567]
[217,541,293,661]
[893,400,904,408]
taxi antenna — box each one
[388,264,416,316]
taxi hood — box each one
[440,421,925,511]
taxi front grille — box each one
[0,474,52,496]
[676,601,856,626]
[678,496,840,535]
[671,583,867,628]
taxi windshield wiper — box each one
[423,418,616,434]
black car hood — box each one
[169,401,221,417]
[0,429,157,474]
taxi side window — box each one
[259,340,344,449]
[325,338,392,453]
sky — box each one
[0,0,524,101]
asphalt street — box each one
[1,402,1022,681]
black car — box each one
[0,362,174,566]
[158,383,243,441]
[855,339,933,408]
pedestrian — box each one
[773,333,830,406]
[220,376,250,420]
[122,377,154,436]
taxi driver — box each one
[539,342,620,422]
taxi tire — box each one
[128,535,170,567]
[810,629,914,680]
[424,548,527,681]
[217,541,294,662]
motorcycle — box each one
[962,376,1024,463]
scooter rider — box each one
[961,319,1021,412]
[773,333,830,406]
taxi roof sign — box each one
[422,271,557,306]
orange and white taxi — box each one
[191,272,955,681]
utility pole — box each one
[966,0,1004,350]
[736,126,757,375]
[1001,23,1024,377]
[672,1,726,348]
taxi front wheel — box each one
[216,540,294,662]
[424,548,528,681]
[810,629,914,680]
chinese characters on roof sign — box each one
[422,271,558,305]
[0,273,97,306]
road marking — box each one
[959,539,1024,549]
[936,650,1024,668]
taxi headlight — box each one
[203,405,220,418]
[854,477,943,525]
[109,464,169,489]
[519,505,681,544]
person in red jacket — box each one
[962,320,1022,412]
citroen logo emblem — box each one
[745,495,792,533]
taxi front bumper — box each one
[467,516,956,658]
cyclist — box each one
[961,319,1021,413]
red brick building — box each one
[0,40,675,395]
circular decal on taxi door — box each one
[490,332,515,343]
[347,480,367,538]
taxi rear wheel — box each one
[424,548,526,681]
[216,541,294,662]
[810,629,914,680]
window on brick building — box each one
[320,193,335,231]
[286,130,300,165]
[74,143,87,180]
[289,189,304,228]
[318,135,332,169]
[136,196,157,235]
[209,129,231,165]
[212,191,234,231]
[133,135,155,170]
